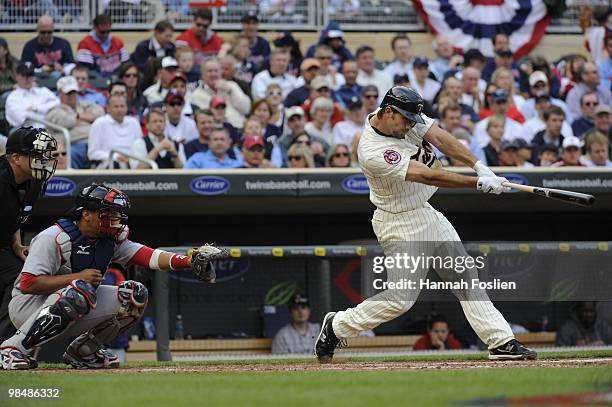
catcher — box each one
[0,183,226,370]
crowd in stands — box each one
[0,9,610,170]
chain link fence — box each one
[0,1,597,33]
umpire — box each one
[0,127,57,342]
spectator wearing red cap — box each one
[191,58,251,129]
[242,116,282,167]
[131,108,185,169]
[240,135,272,168]
[143,56,180,105]
[163,90,198,144]
[210,96,241,145]
[175,8,224,67]
[76,13,129,77]
[149,72,197,118]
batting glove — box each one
[477,176,511,195]
[473,160,496,178]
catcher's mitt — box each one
[190,244,228,283]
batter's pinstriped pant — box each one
[332,203,514,349]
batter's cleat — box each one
[0,346,38,370]
[63,347,120,369]
[488,339,537,360]
[314,312,347,363]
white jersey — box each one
[358,110,439,213]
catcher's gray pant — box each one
[2,285,121,351]
[332,205,514,349]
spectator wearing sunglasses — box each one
[572,92,599,138]
[76,13,129,77]
[361,85,379,115]
[287,143,315,168]
[117,63,148,119]
[327,144,351,168]
[175,8,224,67]
[279,107,329,159]
[21,15,74,76]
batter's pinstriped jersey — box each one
[358,110,441,213]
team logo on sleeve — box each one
[383,149,402,165]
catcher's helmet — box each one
[6,127,57,181]
[73,184,130,237]
[380,86,425,124]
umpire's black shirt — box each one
[0,156,31,248]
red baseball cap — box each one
[169,72,187,84]
[211,96,227,109]
[243,135,265,149]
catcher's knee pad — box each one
[21,280,97,349]
[117,280,148,319]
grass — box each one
[0,350,610,406]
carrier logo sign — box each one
[341,174,370,194]
[499,173,528,193]
[45,177,76,196]
[190,176,230,195]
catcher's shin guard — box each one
[63,318,122,369]
[21,280,97,350]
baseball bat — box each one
[502,182,595,207]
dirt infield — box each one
[29,357,612,374]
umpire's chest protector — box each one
[55,219,116,273]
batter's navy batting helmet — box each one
[380,86,425,124]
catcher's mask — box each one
[5,127,58,182]
[73,184,130,237]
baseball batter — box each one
[0,183,226,370]
[315,86,537,362]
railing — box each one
[106,148,159,170]
[0,1,594,33]
[27,113,73,170]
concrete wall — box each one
[1,31,588,63]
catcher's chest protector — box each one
[56,218,115,272]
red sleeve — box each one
[446,335,463,350]
[413,335,432,350]
[126,246,155,268]
[20,272,39,292]
[331,105,345,127]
